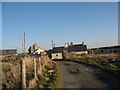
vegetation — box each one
[36,61,61,88]
[69,53,120,77]
[2,55,39,88]
[2,55,21,88]
[2,54,60,88]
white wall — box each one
[75,51,88,54]
[52,53,63,59]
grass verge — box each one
[67,56,120,78]
[36,60,61,88]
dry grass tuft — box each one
[70,53,120,77]
[2,54,51,88]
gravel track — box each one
[55,60,120,88]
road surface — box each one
[55,60,120,88]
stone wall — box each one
[0,49,17,55]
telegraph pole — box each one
[22,32,26,53]
[51,40,54,49]
[16,47,18,54]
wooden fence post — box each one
[44,56,45,64]
[33,58,37,79]
[21,59,26,88]
[39,57,41,68]
[45,55,47,64]
[41,56,45,71]
[43,56,45,65]
[46,55,47,61]
[41,56,43,67]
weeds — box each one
[36,61,60,88]
[69,53,120,77]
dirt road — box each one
[55,60,120,88]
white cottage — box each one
[51,47,64,59]
[51,42,88,59]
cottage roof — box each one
[52,47,64,53]
[68,44,87,52]
[33,43,40,50]
[99,45,120,49]
[52,44,87,53]
[0,49,17,51]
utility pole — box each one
[16,47,17,50]
[22,32,26,53]
[51,40,54,49]
[54,44,55,47]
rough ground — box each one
[55,60,120,88]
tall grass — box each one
[2,55,21,88]
[70,53,120,77]
[2,55,33,88]
[2,55,49,88]
[36,60,61,88]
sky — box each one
[2,2,118,53]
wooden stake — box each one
[21,59,26,88]
[33,58,37,79]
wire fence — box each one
[2,54,50,88]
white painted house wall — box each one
[52,53,63,59]
[75,51,88,55]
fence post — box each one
[33,58,37,79]
[46,55,47,61]
[39,57,41,68]
[43,56,46,66]
[41,56,45,71]
[45,55,47,64]
[41,56,43,67]
[21,59,26,88]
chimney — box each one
[70,42,73,46]
[64,43,68,48]
[54,44,55,47]
[82,42,84,45]
[67,42,69,46]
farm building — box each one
[52,47,64,59]
[51,42,88,59]
[99,45,120,53]
[28,43,46,55]
[0,49,17,55]
[88,45,120,54]
[88,48,101,54]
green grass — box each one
[36,61,61,88]
[68,56,120,77]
